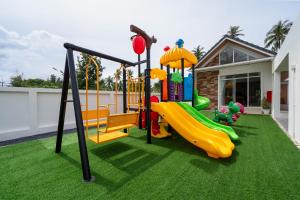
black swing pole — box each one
[55,57,69,153]
[145,48,152,143]
[138,54,143,129]
[130,25,156,144]
[122,64,128,133]
[56,49,92,182]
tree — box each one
[264,20,293,52]
[127,69,134,79]
[152,81,161,93]
[226,26,244,38]
[104,76,114,91]
[10,73,24,87]
[49,74,57,83]
[76,53,105,89]
[113,68,122,91]
[192,45,205,60]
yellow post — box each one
[91,57,100,143]
[115,74,118,113]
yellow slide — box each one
[151,102,234,158]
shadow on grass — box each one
[130,132,239,168]
[59,152,117,188]
[234,128,258,138]
[233,125,258,129]
[59,141,173,191]
[190,150,239,173]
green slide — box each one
[194,89,210,110]
[177,102,239,141]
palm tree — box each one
[192,45,205,60]
[114,69,121,81]
[264,20,293,52]
[104,76,114,91]
[126,69,134,79]
[226,26,244,38]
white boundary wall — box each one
[0,87,159,142]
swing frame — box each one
[55,25,156,182]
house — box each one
[196,13,300,146]
[195,35,276,114]
[273,13,300,145]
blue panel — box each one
[184,74,192,100]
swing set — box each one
[82,57,144,144]
[55,25,156,182]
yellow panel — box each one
[83,120,107,127]
[88,131,128,144]
[104,124,136,133]
[107,112,139,128]
[160,46,198,67]
[81,108,109,120]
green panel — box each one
[178,102,239,141]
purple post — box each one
[169,82,175,101]
[178,83,183,101]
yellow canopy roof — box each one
[160,47,198,68]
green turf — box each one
[1,112,300,200]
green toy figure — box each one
[213,101,240,125]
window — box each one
[221,73,261,107]
[234,49,248,62]
[219,47,258,65]
[220,46,233,65]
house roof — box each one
[196,35,276,68]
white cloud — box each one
[0,26,65,83]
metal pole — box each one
[67,48,92,182]
[181,58,185,101]
[192,64,195,107]
[138,54,142,129]
[145,48,151,144]
[55,57,69,153]
[123,65,127,133]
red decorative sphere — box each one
[164,46,170,52]
[132,35,146,54]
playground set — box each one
[55,25,241,182]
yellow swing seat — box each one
[88,112,139,144]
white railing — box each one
[0,87,159,141]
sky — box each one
[0,0,299,84]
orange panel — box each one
[162,79,168,101]
[89,131,128,144]
[81,108,109,120]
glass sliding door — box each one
[249,77,261,106]
[235,78,248,106]
[220,72,261,107]
[222,79,234,105]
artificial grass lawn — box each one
[1,112,300,200]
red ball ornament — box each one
[163,46,170,52]
[132,35,146,55]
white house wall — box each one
[273,13,300,144]
[219,60,273,99]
